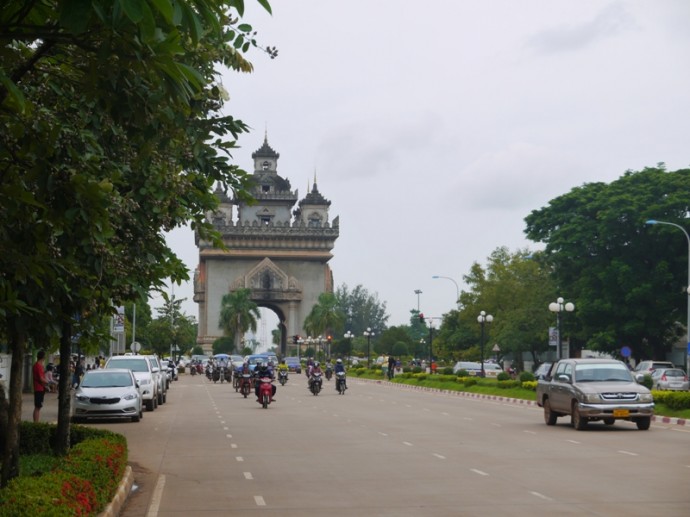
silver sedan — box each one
[72,368,143,423]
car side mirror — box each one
[557,374,570,383]
[635,373,644,383]
[152,367,159,373]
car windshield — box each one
[574,363,633,382]
[107,358,149,372]
[664,369,683,377]
[81,372,133,388]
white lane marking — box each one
[463,417,474,421]
[470,469,489,476]
[491,423,501,427]
[530,491,552,501]
[671,428,690,434]
[441,412,450,416]
[523,430,536,434]
[403,441,413,446]
[423,408,431,412]
[433,453,446,460]
[236,456,244,462]
[566,439,580,444]
[244,472,253,480]
[254,496,266,506]
[378,432,388,436]
[231,444,238,449]
[223,427,229,430]
[146,474,166,517]
[226,434,232,438]
[406,404,412,408]
[618,450,638,456]
[220,421,226,424]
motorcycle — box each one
[190,363,197,376]
[335,371,347,395]
[211,367,220,383]
[325,365,333,381]
[196,363,204,375]
[233,369,242,391]
[278,370,288,386]
[223,367,232,384]
[257,376,275,408]
[309,372,323,396]
[240,373,253,398]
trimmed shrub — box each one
[462,377,477,387]
[639,374,653,390]
[519,371,535,382]
[496,372,511,381]
[412,366,423,374]
[521,381,538,391]
[497,380,520,389]
[652,390,690,409]
[457,369,469,377]
[441,367,454,375]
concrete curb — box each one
[355,377,688,426]
[98,465,133,517]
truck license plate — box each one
[612,409,629,417]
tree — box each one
[0,0,273,485]
[303,292,346,339]
[376,326,414,356]
[335,284,389,335]
[219,289,261,352]
[525,166,690,361]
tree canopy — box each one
[525,166,690,360]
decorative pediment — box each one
[231,258,302,293]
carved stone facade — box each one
[194,136,339,355]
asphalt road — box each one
[41,373,690,516]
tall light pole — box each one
[363,327,375,368]
[647,219,690,375]
[432,275,460,306]
[477,311,493,378]
[549,297,575,360]
[414,289,422,312]
[344,331,354,362]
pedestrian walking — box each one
[32,350,48,422]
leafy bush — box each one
[521,381,538,391]
[457,369,469,377]
[441,367,454,375]
[462,377,477,387]
[519,371,535,382]
[414,373,428,381]
[412,366,423,374]
[0,425,127,517]
[497,380,520,389]
[652,390,690,409]
[496,372,511,381]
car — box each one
[452,361,502,377]
[284,356,302,374]
[244,354,276,371]
[536,358,655,430]
[144,355,167,405]
[71,368,143,423]
[105,355,158,411]
[651,368,689,391]
[533,362,552,380]
[230,355,244,369]
[634,360,675,376]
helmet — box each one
[256,361,263,368]
[314,362,320,367]
[336,359,342,364]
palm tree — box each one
[219,288,261,352]
[303,292,346,340]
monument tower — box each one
[194,136,339,355]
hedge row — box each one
[0,423,128,516]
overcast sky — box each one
[153,0,690,341]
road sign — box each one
[548,327,559,347]
[131,341,141,353]
[621,346,631,358]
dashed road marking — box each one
[433,453,446,459]
[244,472,253,480]
[618,450,638,456]
[254,496,266,506]
[146,474,166,517]
[566,439,580,444]
[530,491,552,501]
[231,444,238,449]
[379,432,388,436]
[226,434,232,438]
[236,456,244,462]
[403,441,413,446]
[523,430,536,434]
[441,412,450,416]
[470,469,489,476]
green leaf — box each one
[237,24,252,33]
[149,0,174,24]
[0,73,26,113]
[59,0,93,34]
[120,0,145,23]
[256,0,272,15]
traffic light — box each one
[419,313,425,323]
[292,335,299,344]
[327,335,332,343]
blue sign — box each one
[621,346,631,358]
[687,342,690,355]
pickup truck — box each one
[536,358,654,430]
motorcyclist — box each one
[277,359,289,376]
[308,361,323,389]
[254,361,276,400]
[334,358,347,390]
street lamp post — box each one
[477,311,493,378]
[432,275,460,306]
[363,328,374,368]
[549,297,575,360]
[344,331,354,362]
[414,290,422,312]
[647,219,690,375]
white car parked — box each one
[105,355,159,411]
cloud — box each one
[527,2,636,54]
